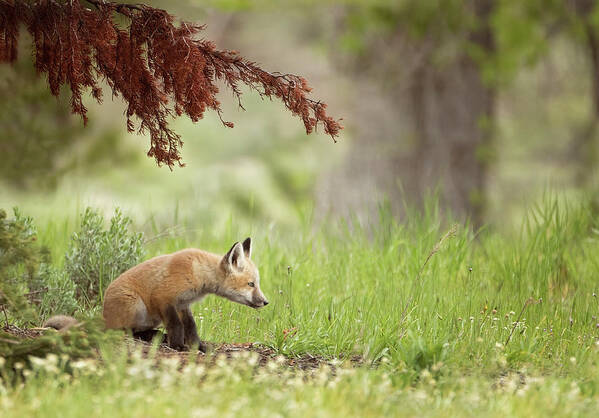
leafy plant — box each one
[0,319,120,383]
[64,208,144,307]
[36,264,79,319]
[0,208,46,324]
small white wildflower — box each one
[216,355,228,369]
[194,365,206,377]
[145,368,157,381]
[247,352,259,367]
[28,356,46,368]
[412,390,428,401]
[127,366,141,377]
[30,397,41,410]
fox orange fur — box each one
[46,238,268,352]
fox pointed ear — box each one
[242,237,252,259]
[223,242,244,271]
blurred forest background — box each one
[1,0,599,229]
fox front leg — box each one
[180,307,207,353]
[163,305,187,351]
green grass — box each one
[2,196,599,417]
[3,353,598,417]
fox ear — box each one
[242,237,252,259]
[223,242,244,271]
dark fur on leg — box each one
[179,307,207,352]
[133,329,166,344]
[164,305,187,351]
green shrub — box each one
[0,318,120,383]
[0,208,46,324]
[37,264,79,319]
[64,208,144,307]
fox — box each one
[45,237,269,352]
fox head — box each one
[219,237,269,309]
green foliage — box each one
[0,319,120,383]
[0,208,78,323]
[0,208,46,324]
[0,197,599,414]
[334,0,560,86]
[36,264,78,319]
[2,352,599,417]
[64,208,144,307]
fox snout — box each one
[254,299,269,308]
[251,292,269,308]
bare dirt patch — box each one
[128,338,350,370]
[2,324,45,339]
[3,325,361,371]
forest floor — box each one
[2,324,359,371]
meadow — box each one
[1,195,599,417]
[3,1,599,416]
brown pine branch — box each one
[0,0,342,167]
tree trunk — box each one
[316,1,497,226]
[568,1,599,188]
[408,1,496,226]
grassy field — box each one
[2,196,599,417]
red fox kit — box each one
[46,238,268,352]
[103,237,268,351]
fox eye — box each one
[248,282,255,287]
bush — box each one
[65,208,144,307]
[0,318,121,383]
[37,264,79,319]
[0,208,46,324]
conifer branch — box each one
[0,0,342,167]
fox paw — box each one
[169,342,189,352]
[186,339,208,353]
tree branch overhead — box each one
[0,0,342,167]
